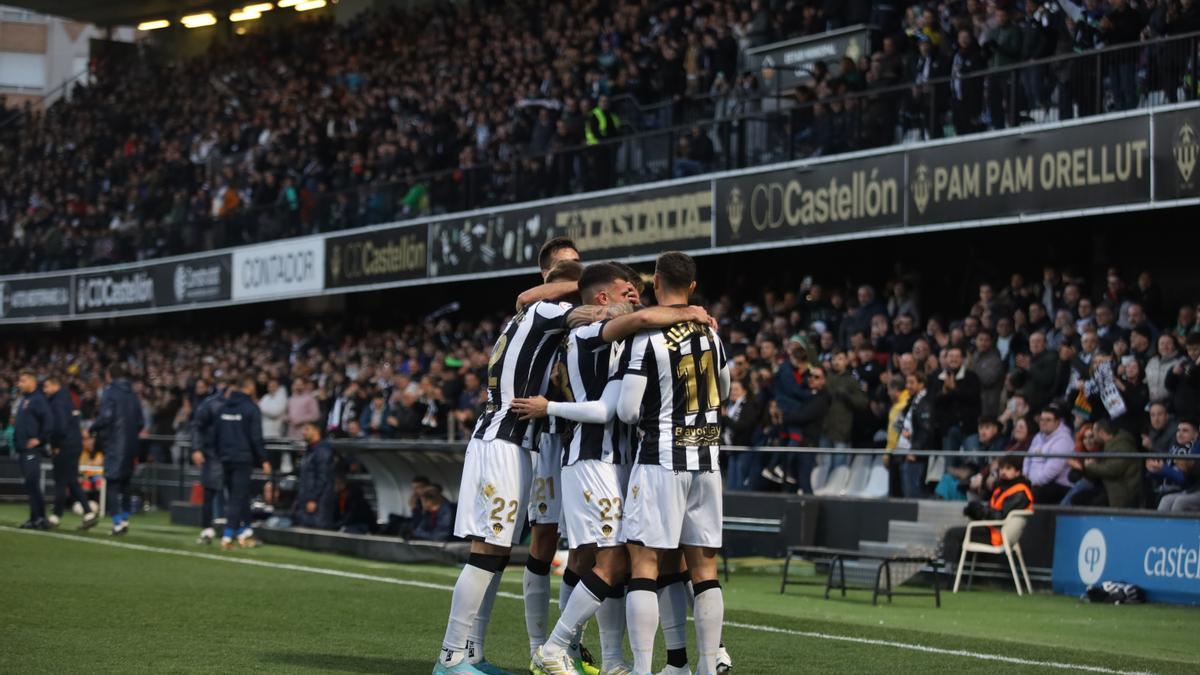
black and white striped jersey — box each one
[622,320,728,470]
[473,299,575,448]
[556,321,631,466]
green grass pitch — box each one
[1,505,1196,674]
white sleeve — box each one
[546,380,621,425]
[618,375,647,425]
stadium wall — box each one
[2,103,1198,324]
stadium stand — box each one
[3,267,1198,517]
[2,0,1197,273]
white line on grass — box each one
[0,527,1153,675]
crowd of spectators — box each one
[3,264,1199,514]
[3,0,1197,273]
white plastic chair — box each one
[952,509,1033,595]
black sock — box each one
[667,648,688,667]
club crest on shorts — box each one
[482,483,496,497]
[538,502,548,514]
[601,523,613,538]
[631,485,639,499]
[491,522,504,535]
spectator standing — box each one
[983,6,1023,128]
[1100,0,1145,110]
[1165,335,1200,418]
[896,372,935,498]
[1147,334,1186,402]
[972,330,1005,418]
[820,351,868,459]
[928,346,982,451]
[287,379,322,441]
[259,378,288,438]
[1143,402,1177,453]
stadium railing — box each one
[27,31,1193,262]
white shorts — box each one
[623,463,723,550]
[454,437,533,547]
[528,434,564,525]
[561,460,630,549]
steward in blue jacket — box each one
[295,421,336,530]
[44,376,96,528]
[213,377,271,548]
[90,368,144,535]
[14,371,52,529]
[190,379,229,542]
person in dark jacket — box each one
[769,336,816,488]
[410,483,455,541]
[722,379,766,490]
[43,375,97,530]
[90,365,144,536]
[1100,0,1145,110]
[191,376,230,545]
[928,346,983,451]
[942,454,1034,563]
[1079,418,1143,508]
[896,372,936,498]
[950,29,986,134]
[295,422,336,530]
[14,370,52,529]
[213,374,271,549]
[335,474,376,534]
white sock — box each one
[597,587,627,668]
[626,582,659,675]
[657,579,689,653]
[524,559,553,654]
[439,563,495,665]
[550,573,607,649]
[693,582,725,675]
[466,567,504,664]
[560,573,584,653]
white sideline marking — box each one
[1,527,1153,674]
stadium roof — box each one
[6,0,234,26]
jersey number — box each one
[487,335,509,388]
[676,351,720,414]
[490,497,518,523]
[533,477,556,501]
[598,497,622,521]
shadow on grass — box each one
[262,651,432,673]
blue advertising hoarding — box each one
[1053,515,1200,605]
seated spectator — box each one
[1147,418,1199,512]
[1023,403,1075,504]
[409,484,455,542]
[1061,422,1105,506]
[1075,418,1143,509]
[1142,402,1177,454]
[942,455,1033,564]
[334,474,376,535]
[359,392,393,438]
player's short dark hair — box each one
[44,373,61,385]
[108,364,127,380]
[242,374,258,390]
[413,475,431,485]
[609,261,644,293]
[223,371,241,387]
[539,237,578,271]
[545,259,584,283]
[579,262,627,300]
[997,454,1023,473]
[654,251,696,292]
[1178,417,1198,430]
[1041,402,1065,420]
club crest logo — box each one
[538,502,548,515]
[631,485,639,500]
[482,483,495,498]
[726,186,744,237]
[911,164,932,215]
[1174,122,1197,185]
[491,522,504,535]
[601,524,613,538]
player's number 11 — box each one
[676,351,719,414]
